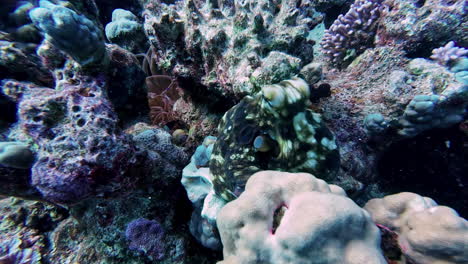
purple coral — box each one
[125,218,165,260]
[430,41,468,66]
[18,77,138,203]
[321,0,384,65]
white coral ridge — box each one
[216,170,386,264]
[364,192,468,264]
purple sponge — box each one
[125,218,165,260]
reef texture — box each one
[317,45,467,199]
[365,192,468,264]
[143,0,322,98]
[17,77,138,203]
[217,171,386,264]
[375,0,467,55]
[210,77,339,202]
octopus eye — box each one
[236,124,259,145]
[253,135,272,152]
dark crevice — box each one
[377,125,468,218]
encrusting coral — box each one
[143,0,322,98]
[17,77,138,203]
[217,170,386,264]
[125,218,165,261]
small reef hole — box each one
[415,0,426,8]
[72,105,81,112]
[76,118,86,127]
[272,204,288,234]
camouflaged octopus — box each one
[209,77,340,201]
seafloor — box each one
[0,0,467,263]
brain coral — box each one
[209,77,340,201]
[216,170,386,264]
[143,0,322,97]
[364,192,468,264]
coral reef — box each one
[365,192,468,264]
[217,170,386,264]
[0,40,53,85]
[143,0,322,98]
[0,198,68,264]
[210,77,339,202]
[0,0,466,263]
[131,125,189,184]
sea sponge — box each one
[364,192,468,264]
[217,170,386,264]
[125,218,165,260]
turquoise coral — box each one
[0,142,35,169]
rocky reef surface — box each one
[0,0,467,263]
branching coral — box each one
[431,41,468,67]
[321,0,384,65]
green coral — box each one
[209,77,340,202]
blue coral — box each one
[125,218,165,261]
[29,0,106,65]
[105,9,147,52]
[398,92,468,137]
[364,113,389,136]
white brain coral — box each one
[364,192,468,264]
[216,170,386,264]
